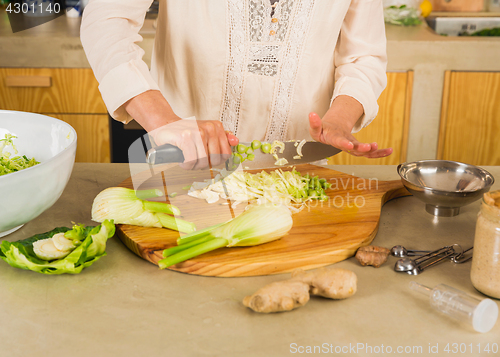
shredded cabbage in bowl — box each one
[0,134,39,176]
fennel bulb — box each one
[92,187,196,233]
[158,204,293,269]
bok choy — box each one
[91,187,196,233]
[158,204,293,269]
[0,220,115,274]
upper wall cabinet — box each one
[438,71,500,166]
[328,71,413,166]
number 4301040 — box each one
[6,2,61,14]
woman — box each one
[81,0,392,167]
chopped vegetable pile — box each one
[232,140,296,167]
[188,167,331,213]
[0,220,115,274]
[159,204,293,269]
[0,134,39,176]
[230,139,313,167]
[233,140,270,164]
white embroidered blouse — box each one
[81,0,387,142]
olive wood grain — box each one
[116,164,410,277]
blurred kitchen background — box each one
[0,0,498,164]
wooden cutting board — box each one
[116,164,410,277]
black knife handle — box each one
[146,144,185,164]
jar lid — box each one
[484,190,500,209]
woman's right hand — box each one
[150,119,239,170]
[124,90,238,170]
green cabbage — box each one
[0,220,115,274]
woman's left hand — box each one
[308,96,393,158]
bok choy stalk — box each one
[158,204,293,269]
[92,187,196,233]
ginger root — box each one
[291,268,357,299]
[243,268,357,313]
[242,280,310,313]
[355,245,390,268]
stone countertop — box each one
[0,163,499,357]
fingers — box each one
[309,111,392,160]
[311,112,356,152]
[347,147,393,158]
[204,122,221,166]
[334,137,355,152]
[308,112,323,140]
[364,147,393,158]
[178,130,199,170]
[193,121,233,169]
[226,132,239,146]
[350,139,372,153]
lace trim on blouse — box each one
[220,0,315,141]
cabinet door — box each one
[48,114,111,163]
[430,0,484,12]
[328,71,412,165]
[0,68,106,114]
[437,71,500,166]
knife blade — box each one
[235,141,341,169]
[146,141,341,168]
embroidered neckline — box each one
[220,0,316,141]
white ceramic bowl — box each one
[0,110,77,237]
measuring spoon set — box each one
[391,244,473,275]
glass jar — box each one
[471,191,500,299]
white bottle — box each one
[409,282,498,333]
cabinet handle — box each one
[5,76,52,88]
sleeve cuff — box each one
[331,77,379,133]
[98,59,161,124]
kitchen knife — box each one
[233,141,341,169]
[146,141,342,169]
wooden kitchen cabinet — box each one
[0,68,110,163]
[437,71,500,166]
[328,71,413,165]
[48,114,111,163]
